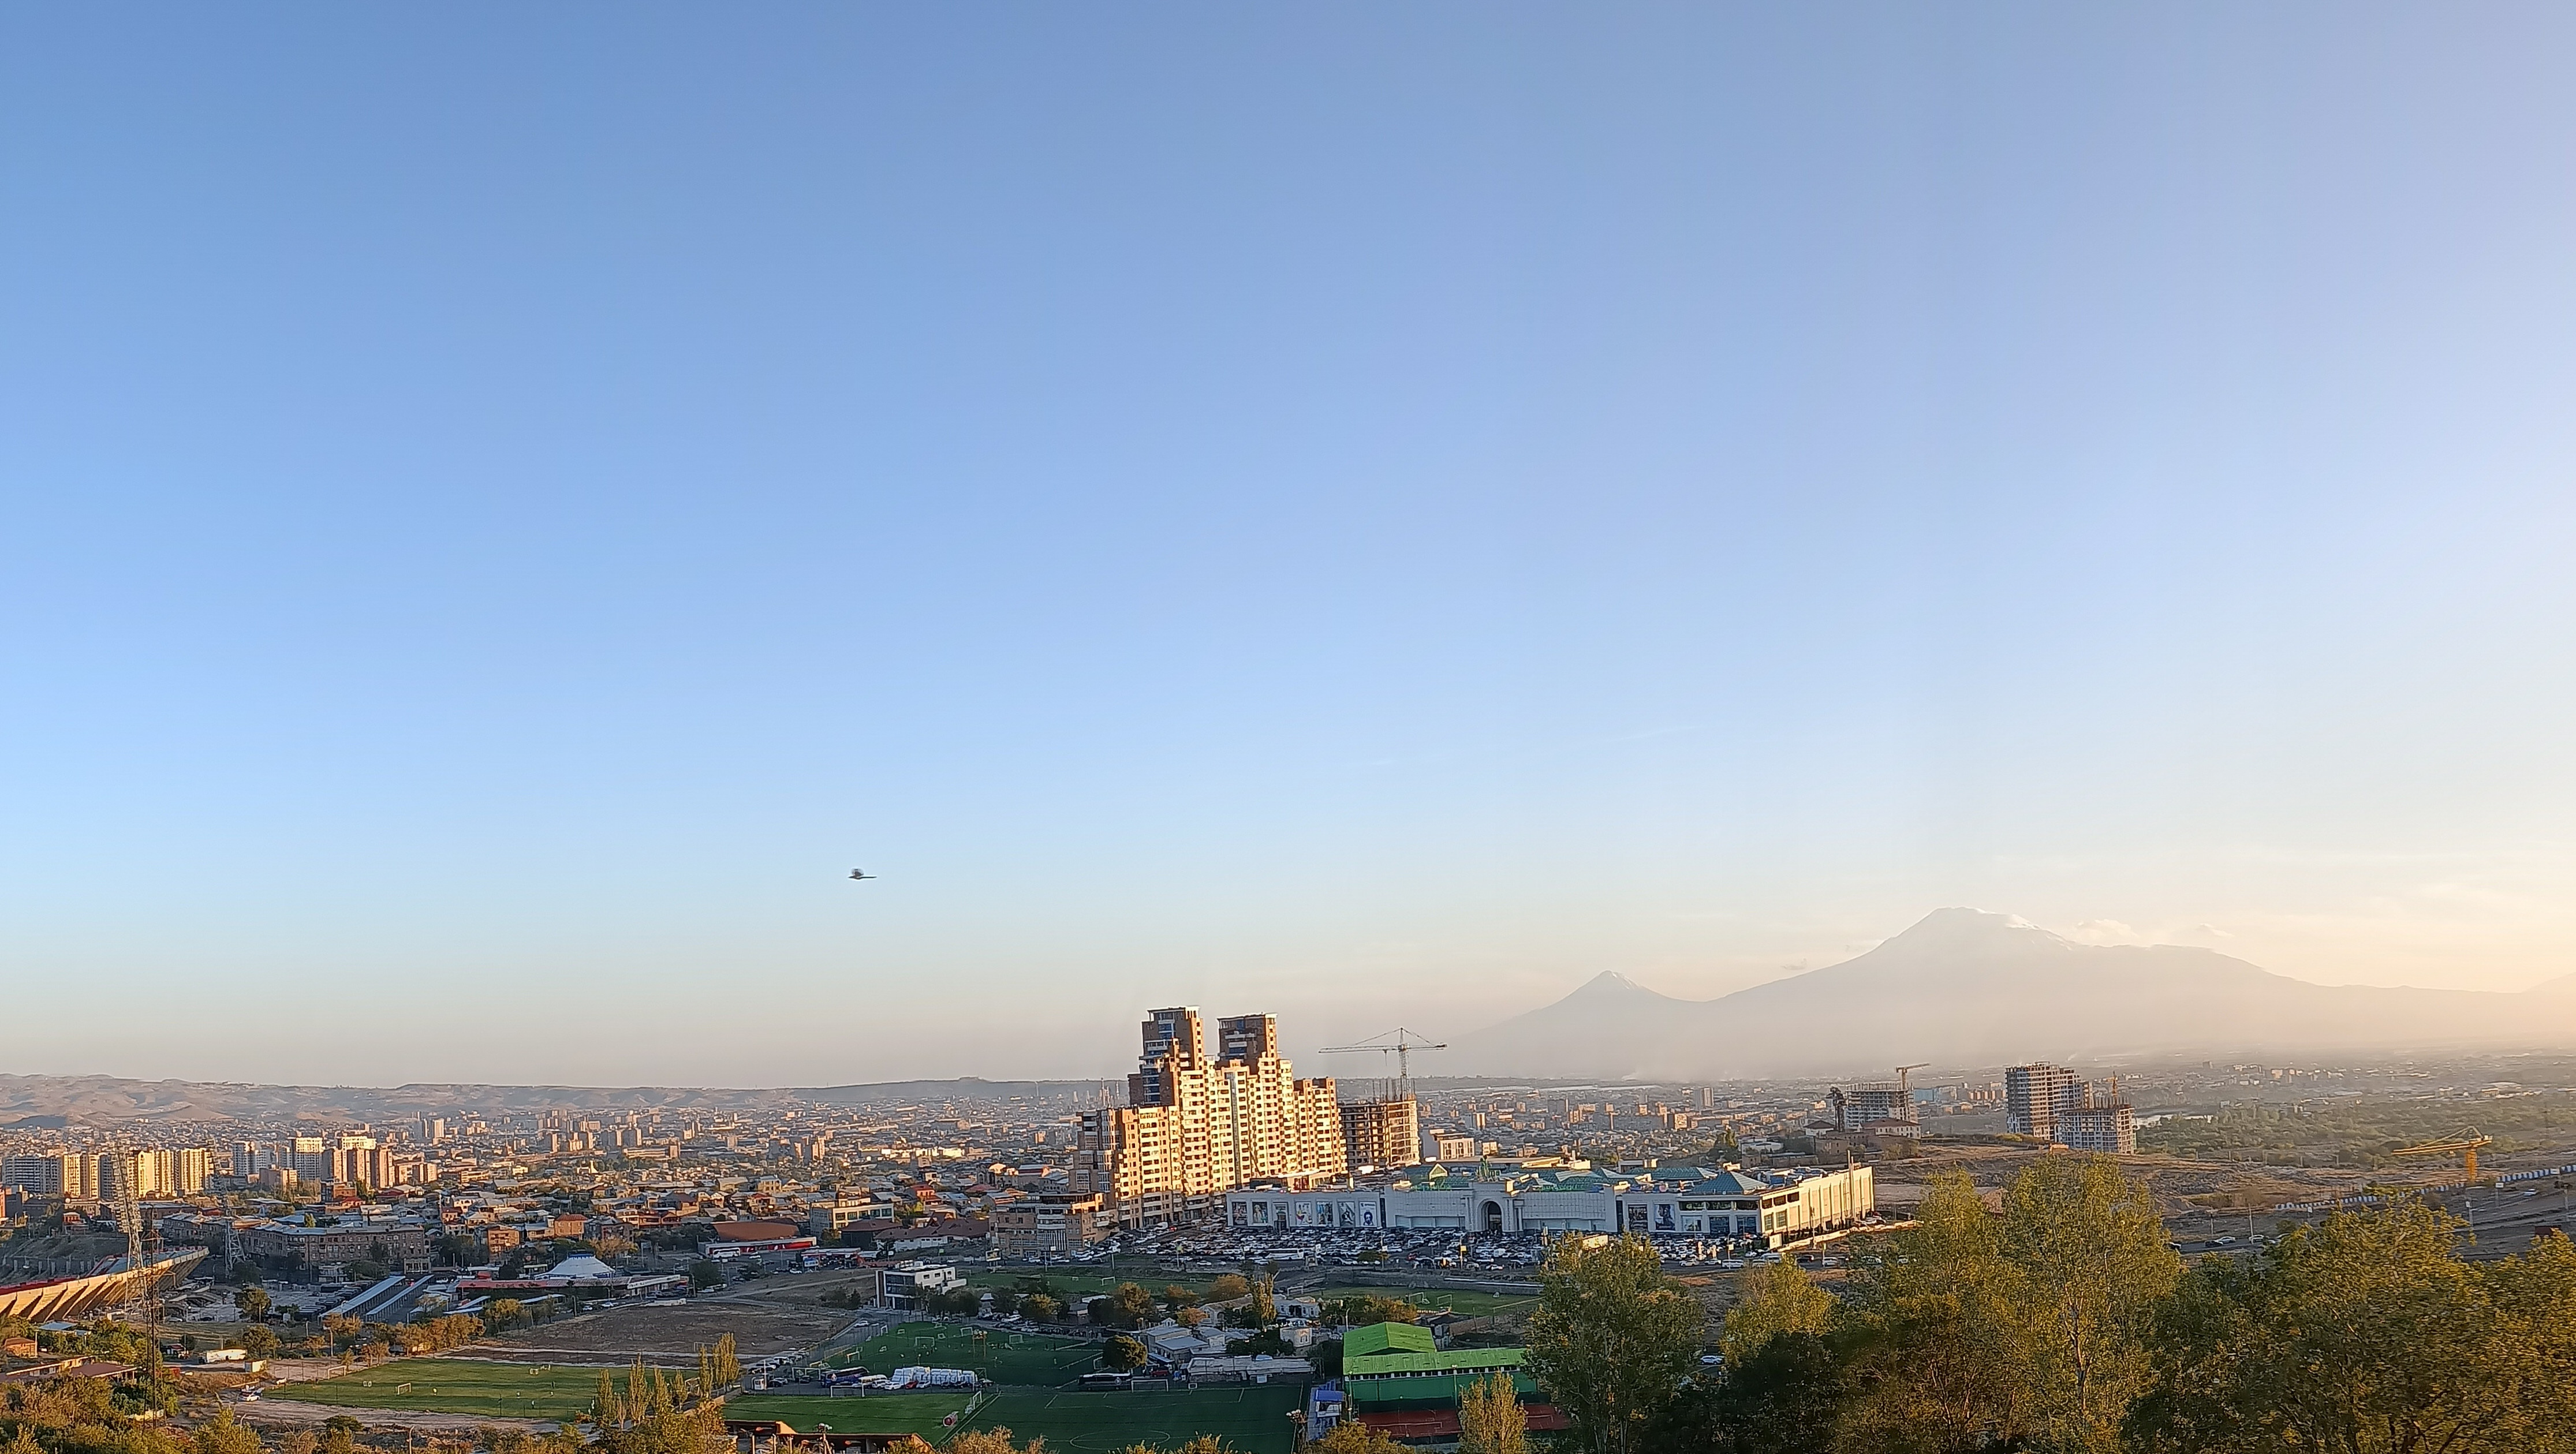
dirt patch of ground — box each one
[1886,1141,2361,1220]
[474,1298,850,1362]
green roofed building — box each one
[1342,1321,1526,1388]
[1337,1322,1569,1444]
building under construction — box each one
[1831,1064,1929,1135]
[2007,1063,2136,1152]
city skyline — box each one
[9,7,2576,1085]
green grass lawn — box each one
[1304,1285,1537,1318]
[271,1359,682,1420]
[830,1324,1098,1387]
[720,1391,973,1438]
[962,1388,1300,1454]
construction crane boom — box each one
[2391,1129,2495,1181]
[1320,1028,1448,1099]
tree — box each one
[944,1429,1046,1454]
[1837,1172,2035,1453]
[1718,1258,1835,1366]
[1160,1284,1200,1314]
[1999,1154,2180,1452]
[686,1260,726,1291]
[322,1313,365,1349]
[1101,1281,1159,1329]
[1103,1333,1149,1371]
[2126,1202,2576,1454]
[594,1233,639,1264]
[1524,1235,1704,1454]
[1650,1332,1851,1454]
[1207,1274,1250,1301]
[1324,1294,1419,1328]
[709,1333,741,1389]
[242,1324,281,1359]
[1020,1292,1063,1323]
[1457,1369,1529,1454]
[1308,1422,1409,1453]
[192,1412,266,1454]
[234,1286,271,1322]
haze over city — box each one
[9,7,2576,1086]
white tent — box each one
[543,1254,622,1281]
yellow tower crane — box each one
[2391,1130,2495,1182]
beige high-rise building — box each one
[1080,1007,1349,1228]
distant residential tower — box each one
[1080,1007,1350,1229]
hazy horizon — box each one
[9,8,2575,1085]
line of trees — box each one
[1520,1153,2576,1454]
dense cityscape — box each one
[10,1003,2576,1450]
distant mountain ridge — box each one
[0,1075,1117,1124]
[1451,908,2576,1079]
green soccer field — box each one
[832,1323,1099,1387]
[961,1388,1301,1454]
[270,1359,684,1420]
[720,1391,974,1438]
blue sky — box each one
[6,5,2574,1085]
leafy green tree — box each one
[233,1286,271,1321]
[1102,1281,1159,1329]
[242,1324,281,1358]
[1308,1422,1409,1453]
[1019,1292,1062,1323]
[686,1260,726,1291]
[1457,1368,1529,1454]
[1207,1274,1250,1301]
[2000,1154,2180,1452]
[1103,1333,1149,1371]
[1323,1293,1420,1328]
[2126,1203,2576,1453]
[1718,1258,1835,1365]
[1159,1284,1200,1314]
[1524,1235,1703,1454]
[192,1413,266,1454]
[1838,1172,2034,1453]
[1649,1331,1851,1454]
